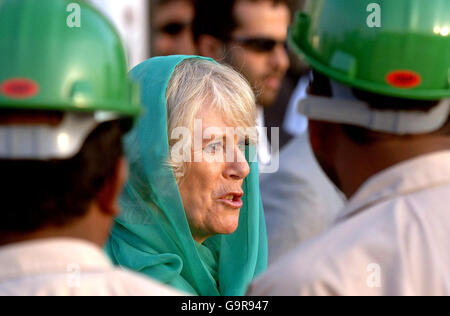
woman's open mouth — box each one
[218,192,244,209]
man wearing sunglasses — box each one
[193,0,291,172]
[154,0,197,56]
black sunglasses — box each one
[159,21,190,36]
[230,36,288,53]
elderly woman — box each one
[105,56,267,296]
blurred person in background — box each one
[193,0,291,172]
[249,0,450,295]
[153,0,197,56]
[266,0,309,150]
[0,0,181,296]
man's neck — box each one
[336,135,450,199]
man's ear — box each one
[97,157,128,217]
[197,34,225,61]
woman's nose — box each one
[224,147,250,180]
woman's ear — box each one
[96,157,128,217]
[197,34,225,61]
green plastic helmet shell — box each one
[0,0,141,117]
[289,0,450,100]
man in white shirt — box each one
[248,0,450,295]
[0,0,182,296]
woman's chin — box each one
[218,225,239,235]
[215,213,240,235]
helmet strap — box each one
[298,80,450,135]
[0,111,120,160]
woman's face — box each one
[178,107,251,243]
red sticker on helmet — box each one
[1,78,39,99]
[386,70,422,89]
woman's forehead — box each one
[197,102,251,124]
[198,108,229,128]
[198,110,252,137]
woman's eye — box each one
[239,137,251,150]
[238,140,247,152]
[204,142,223,154]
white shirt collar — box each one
[0,238,112,283]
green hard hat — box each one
[289,0,450,100]
[0,0,141,117]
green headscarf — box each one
[105,56,268,296]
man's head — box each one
[289,0,450,197]
[305,71,449,196]
[0,0,140,245]
[154,0,197,56]
[0,111,130,246]
[194,0,291,107]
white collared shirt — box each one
[283,76,309,137]
[248,151,450,295]
[0,238,184,296]
[256,106,272,173]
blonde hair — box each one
[166,58,257,181]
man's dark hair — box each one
[0,112,131,233]
[193,0,291,43]
[308,70,443,145]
